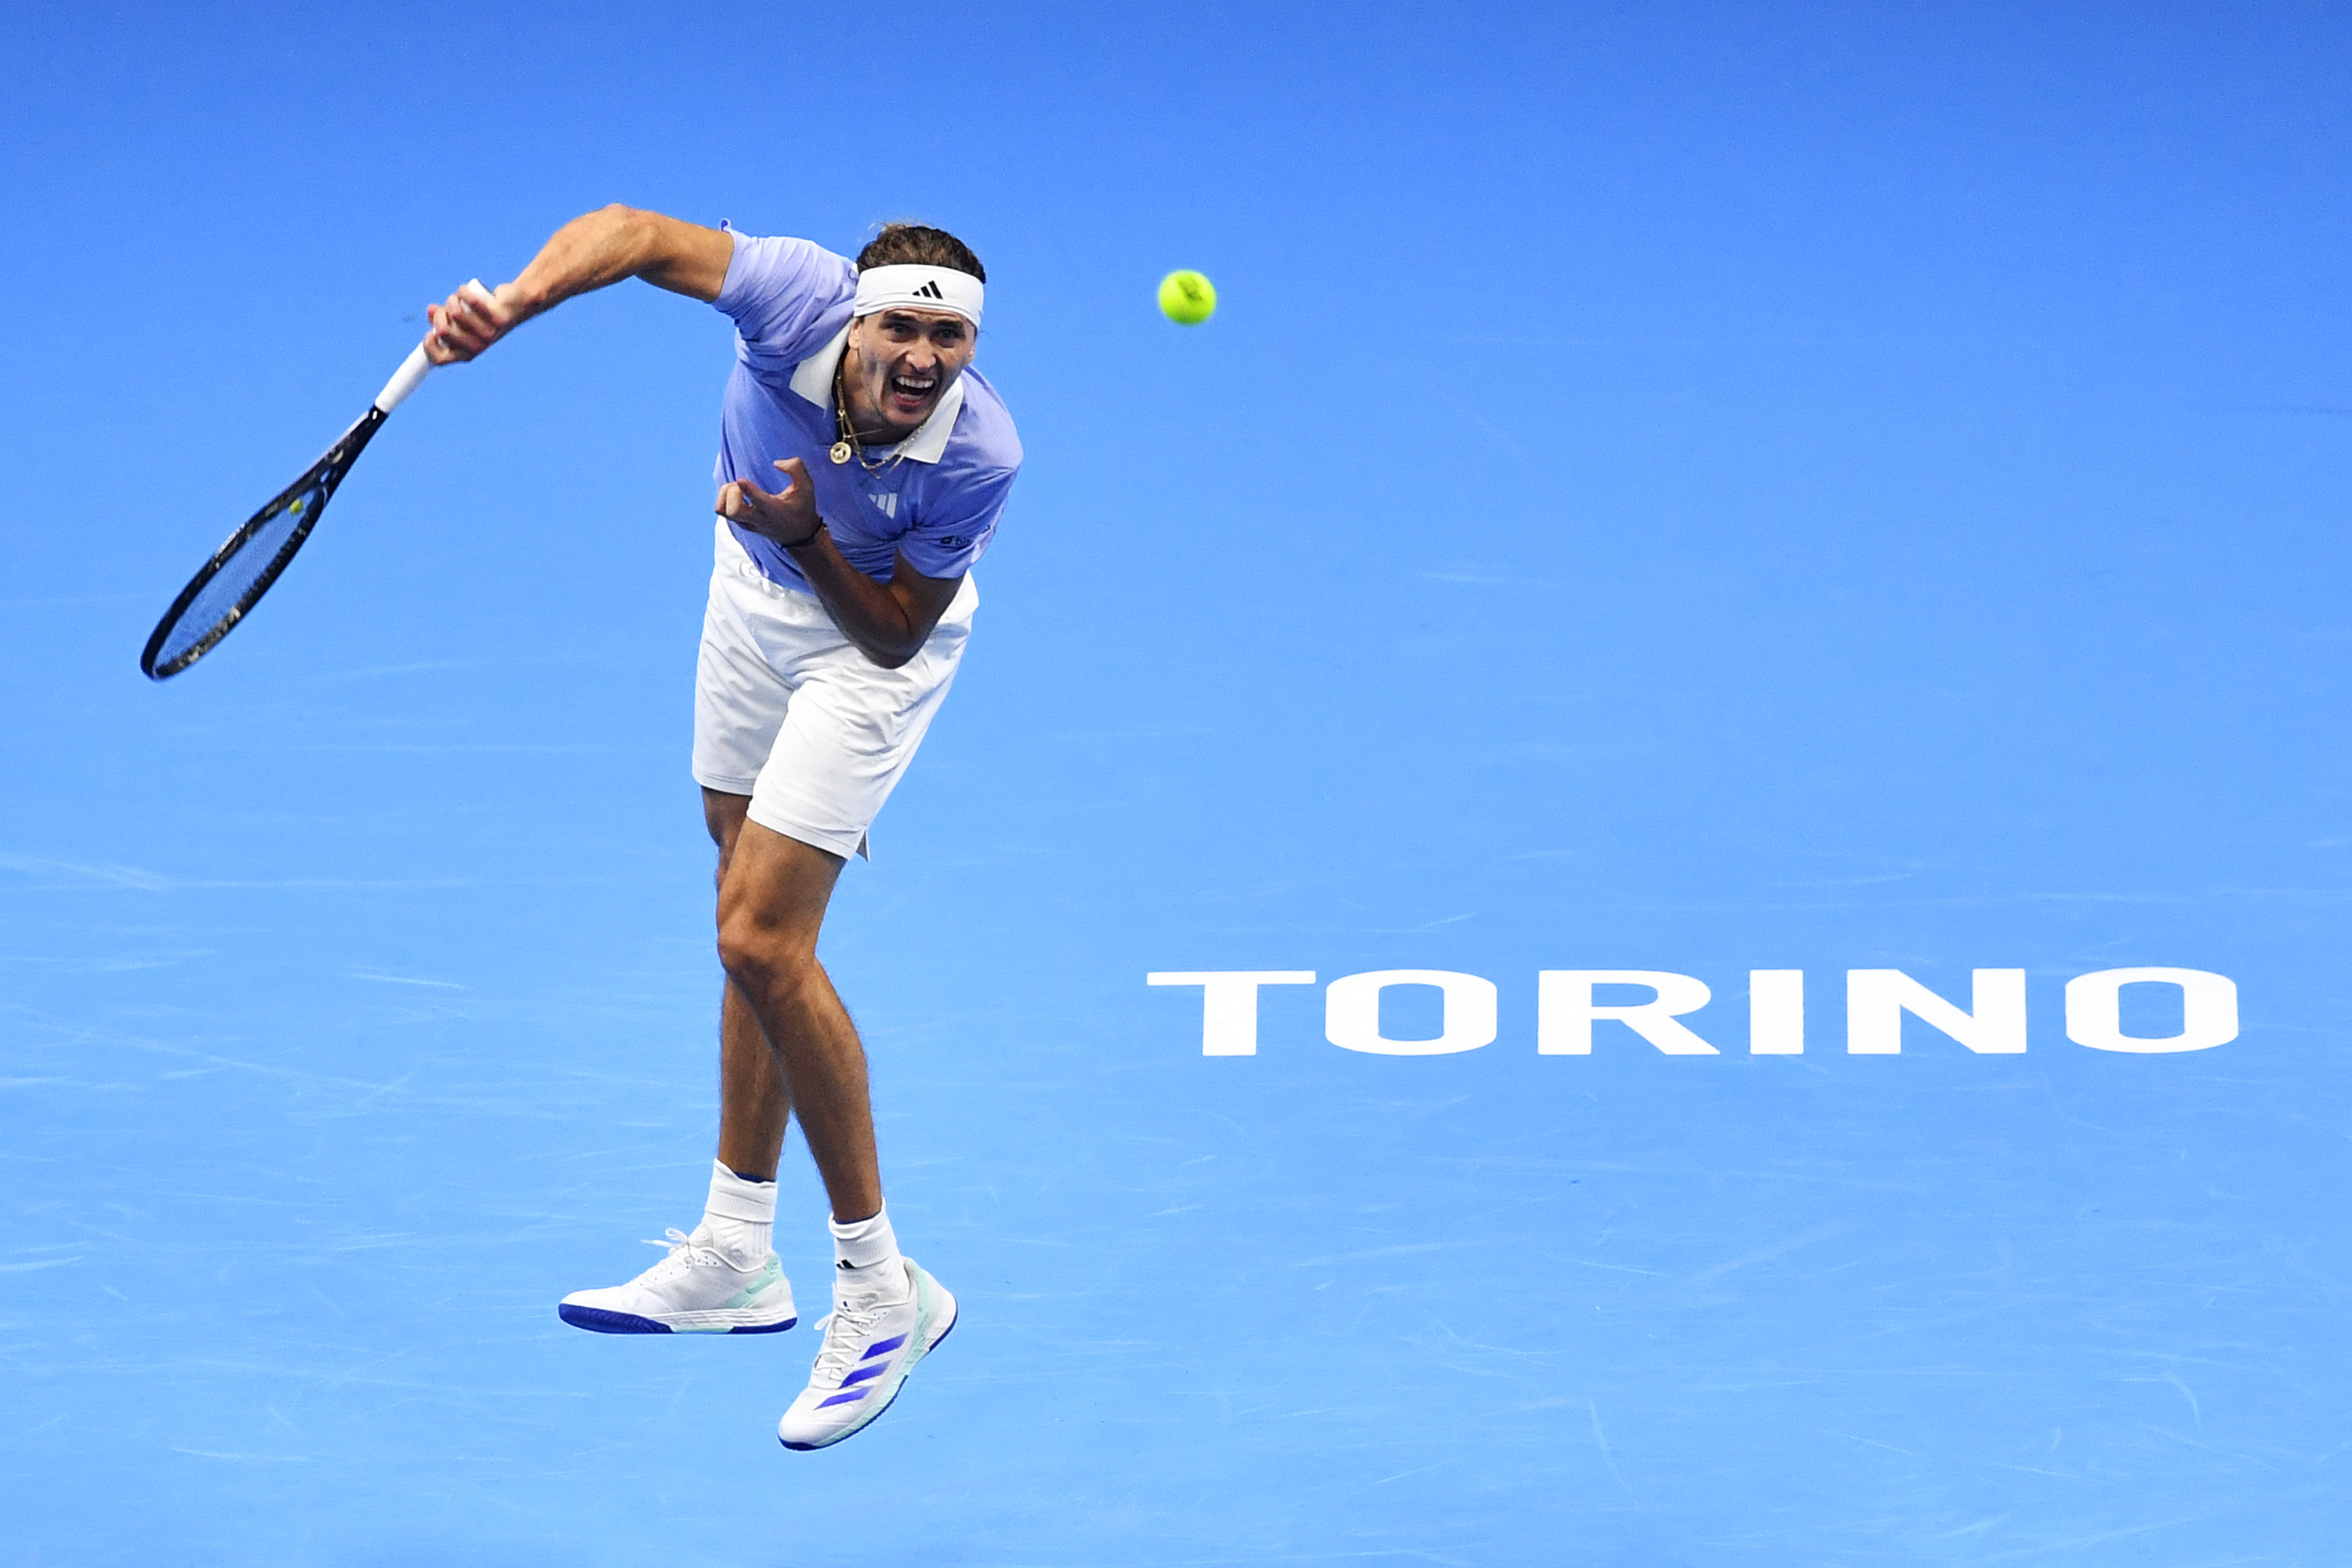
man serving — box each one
[423,205,1018,1450]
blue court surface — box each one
[5,4,2350,1563]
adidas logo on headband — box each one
[853,264,984,328]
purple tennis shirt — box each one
[711,232,1022,593]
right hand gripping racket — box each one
[139,282,488,680]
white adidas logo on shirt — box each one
[870,492,898,518]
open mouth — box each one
[886,372,938,415]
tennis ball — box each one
[1158,270,1216,325]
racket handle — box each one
[376,279,497,412]
[375,343,434,414]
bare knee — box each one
[713,816,843,994]
[716,904,819,996]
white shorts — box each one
[692,521,977,860]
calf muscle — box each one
[702,791,788,1178]
[713,817,882,1221]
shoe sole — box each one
[778,1270,956,1451]
[558,1303,797,1335]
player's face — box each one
[844,308,977,437]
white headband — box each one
[853,264,983,328]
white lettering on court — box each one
[2064,967,2238,1053]
[1145,971,1316,1055]
[1324,970,1498,1055]
[1846,969,2026,1054]
[1748,969,1805,1054]
[1537,971,1719,1054]
[1151,968,2241,1055]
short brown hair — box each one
[856,223,985,283]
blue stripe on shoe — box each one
[840,1361,890,1388]
[817,1389,870,1409]
[860,1334,907,1360]
[559,1304,673,1334]
[557,1303,794,1335]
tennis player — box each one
[421,205,1018,1450]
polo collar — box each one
[787,325,964,466]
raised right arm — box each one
[423,205,734,365]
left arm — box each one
[717,459,961,669]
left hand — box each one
[716,458,822,548]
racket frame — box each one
[138,408,388,679]
[139,328,453,681]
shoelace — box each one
[639,1226,724,1277]
[807,1301,886,1387]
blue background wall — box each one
[3,2,2349,1562]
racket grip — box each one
[374,344,434,414]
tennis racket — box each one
[139,281,488,680]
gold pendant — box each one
[829,440,853,465]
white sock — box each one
[702,1159,775,1268]
[829,1204,906,1302]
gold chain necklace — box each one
[829,361,902,474]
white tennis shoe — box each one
[558,1225,797,1335]
[776,1258,957,1450]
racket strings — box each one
[148,484,325,671]
[143,406,385,678]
